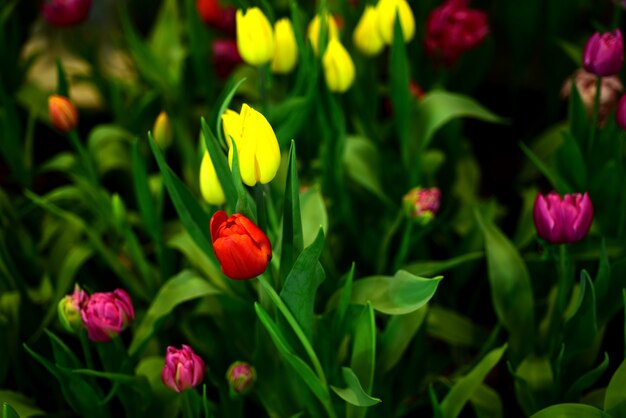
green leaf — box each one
[604,358,626,417]
[44,329,82,369]
[200,117,238,212]
[567,82,589,146]
[426,305,487,348]
[55,60,68,97]
[280,228,325,340]
[440,344,507,418]
[416,90,506,151]
[475,209,534,362]
[564,353,609,402]
[389,13,411,168]
[379,305,427,373]
[1,402,20,418]
[280,141,304,281]
[555,131,586,192]
[519,141,571,193]
[529,404,610,418]
[563,271,598,355]
[132,140,159,240]
[87,125,133,174]
[513,355,554,413]
[403,252,484,277]
[0,392,44,418]
[469,384,503,418]
[129,271,221,357]
[343,136,391,203]
[336,264,355,325]
[300,185,327,248]
[330,367,382,407]
[211,78,247,148]
[343,270,441,315]
[149,0,185,86]
[350,303,376,393]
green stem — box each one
[588,76,602,156]
[79,330,94,370]
[181,390,195,418]
[67,130,99,185]
[392,220,414,272]
[376,209,405,274]
[546,244,573,355]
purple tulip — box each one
[212,38,243,79]
[533,192,594,244]
[42,0,93,27]
[583,29,624,77]
[616,93,626,130]
[161,345,205,392]
[80,289,135,342]
[226,361,256,395]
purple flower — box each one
[162,345,205,392]
[533,192,594,244]
[42,0,93,27]
[583,29,624,77]
[80,289,135,342]
[226,361,256,395]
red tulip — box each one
[210,210,272,280]
[196,0,236,35]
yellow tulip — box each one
[376,0,415,44]
[322,38,355,93]
[152,111,172,149]
[200,149,226,205]
[353,6,384,56]
[271,18,298,74]
[222,104,281,186]
[307,12,339,55]
[236,7,274,66]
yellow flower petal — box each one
[200,150,226,205]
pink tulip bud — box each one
[42,0,92,27]
[80,289,135,342]
[58,284,88,333]
[533,192,594,245]
[162,345,205,392]
[583,29,624,77]
[226,361,256,395]
[403,187,441,224]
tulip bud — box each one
[271,18,298,74]
[213,38,243,79]
[58,284,88,333]
[226,361,256,395]
[200,149,226,205]
[409,80,425,100]
[353,6,384,56]
[210,210,272,280]
[153,111,173,149]
[376,0,415,45]
[196,0,236,34]
[583,29,624,77]
[236,7,275,66]
[533,192,594,245]
[425,0,489,66]
[162,345,205,392]
[322,39,356,93]
[42,0,92,27]
[402,187,441,224]
[307,13,340,55]
[561,69,623,126]
[616,93,626,130]
[222,104,281,186]
[48,94,78,133]
[80,289,135,342]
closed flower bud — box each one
[561,69,623,126]
[226,361,256,395]
[308,13,340,54]
[353,6,384,56]
[48,94,78,133]
[80,289,135,342]
[58,284,88,333]
[210,210,272,280]
[153,111,172,149]
[271,18,298,74]
[196,0,236,34]
[583,29,624,77]
[616,93,626,130]
[322,39,355,93]
[213,38,243,79]
[376,0,415,45]
[403,187,441,224]
[425,0,489,66]
[42,0,92,27]
[222,104,281,186]
[236,7,274,66]
[199,149,226,205]
[533,192,594,245]
[162,345,205,392]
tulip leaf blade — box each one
[280,227,324,340]
[604,358,626,417]
[378,306,428,373]
[389,11,411,171]
[562,271,598,359]
[229,140,257,222]
[212,78,247,148]
[348,303,376,418]
[529,404,611,418]
[330,367,382,407]
[0,391,45,418]
[555,131,587,192]
[280,141,304,281]
[200,117,238,212]
[1,402,21,418]
[55,59,68,97]
[129,270,222,357]
[564,352,609,402]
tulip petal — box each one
[210,210,228,243]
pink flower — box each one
[533,192,594,245]
[425,0,489,66]
[226,361,256,395]
[403,187,442,224]
[42,0,92,27]
[583,29,624,77]
[80,289,135,342]
[162,345,205,392]
[616,93,626,129]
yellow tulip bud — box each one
[307,13,339,55]
[200,149,226,205]
[322,39,355,93]
[236,7,274,66]
[376,0,415,44]
[271,18,298,74]
[152,111,172,149]
[222,104,281,186]
[353,6,384,56]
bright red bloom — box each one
[583,29,624,77]
[196,0,236,35]
[210,211,272,280]
[42,0,92,27]
[425,0,489,66]
[533,192,594,245]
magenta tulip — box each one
[162,345,205,392]
[533,192,594,244]
[80,289,135,342]
[583,29,624,77]
[42,0,92,27]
